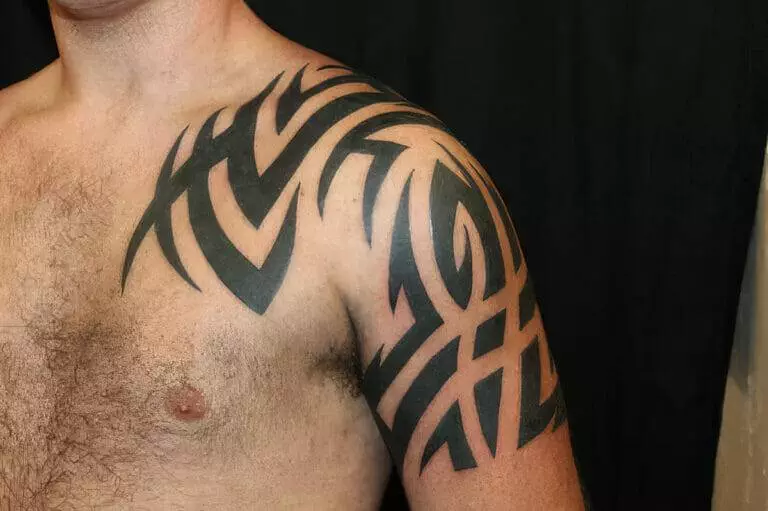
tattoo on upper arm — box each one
[121,65,567,477]
[365,153,566,476]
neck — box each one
[51,0,264,106]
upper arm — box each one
[321,108,584,509]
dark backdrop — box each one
[2,1,767,509]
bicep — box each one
[327,133,584,510]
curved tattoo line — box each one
[153,126,199,291]
[362,173,445,412]
[120,74,282,293]
[364,144,546,474]
[122,67,407,313]
[228,77,405,231]
[388,336,461,473]
[430,146,508,305]
[317,110,449,245]
[435,141,523,273]
[276,64,406,134]
[121,64,557,476]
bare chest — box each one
[0,136,364,508]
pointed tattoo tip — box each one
[180,273,202,293]
[120,255,132,292]
[364,346,385,378]
[433,139,450,155]
[388,287,400,313]
[317,64,353,73]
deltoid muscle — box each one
[121,65,566,477]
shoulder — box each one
[217,55,481,231]
[0,62,62,135]
[234,56,466,180]
[185,53,466,209]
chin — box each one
[53,0,151,20]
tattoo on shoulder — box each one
[121,64,566,476]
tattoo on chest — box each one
[121,65,565,478]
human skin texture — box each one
[0,1,584,508]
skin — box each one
[53,0,152,19]
[0,0,585,509]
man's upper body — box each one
[0,0,584,509]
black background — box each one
[1,1,767,509]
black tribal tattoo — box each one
[121,65,566,477]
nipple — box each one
[166,384,208,422]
